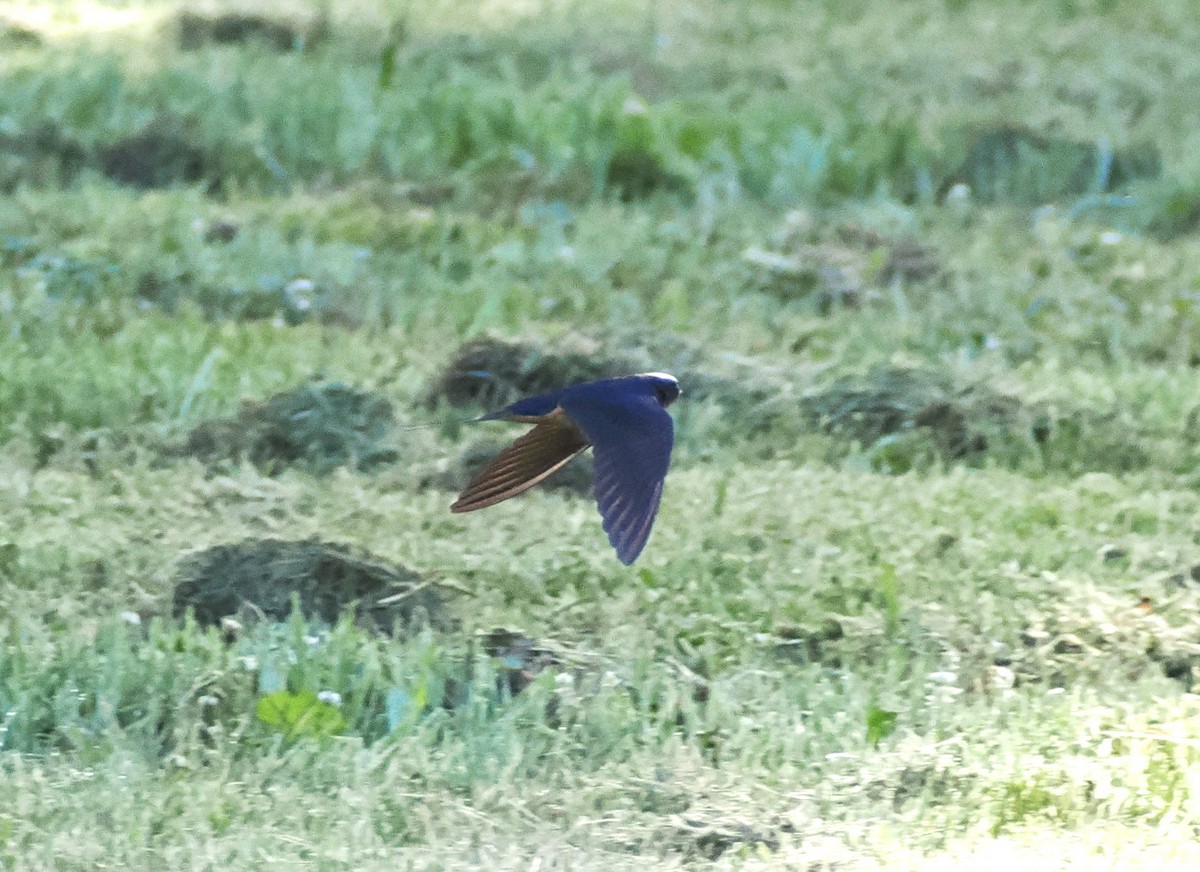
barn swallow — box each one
[451,372,680,564]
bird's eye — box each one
[654,384,677,405]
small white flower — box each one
[119,611,141,626]
[989,666,1016,691]
[743,246,799,273]
[284,278,315,312]
[622,97,648,116]
[944,183,972,209]
[928,671,958,685]
[317,690,342,706]
[198,695,219,707]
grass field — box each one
[3,0,1200,868]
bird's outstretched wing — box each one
[560,392,674,565]
[450,410,590,513]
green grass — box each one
[3,0,1200,867]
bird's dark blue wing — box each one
[559,388,674,564]
[479,387,571,423]
[451,410,589,512]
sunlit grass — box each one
[2,0,1200,867]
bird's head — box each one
[639,372,681,408]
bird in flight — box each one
[451,372,680,564]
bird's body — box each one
[451,372,680,564]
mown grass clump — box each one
[949,125,1162,206]
[425,334,650,411]
[97,119,223,190]
[176,379,398,474]
[175,9,327,52]
[799,365,1059,472]
[172,537,446,633]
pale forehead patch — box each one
[638,371,678,383]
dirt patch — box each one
[656,817,780,861]
[744,217,946,309]
[177,380,398,475]
[203,218,240,244]
[770,618,858,669]
[834,223,944,286]
[880,238,941,284]
[480,629,565,697]
[176,10,328,52]
[743,242,865,309]
[438,629,587,711]
[172,538,447,634]
[425,335,649,411]
[1010,589,1200,691]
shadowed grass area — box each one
[3,0,1200,867]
